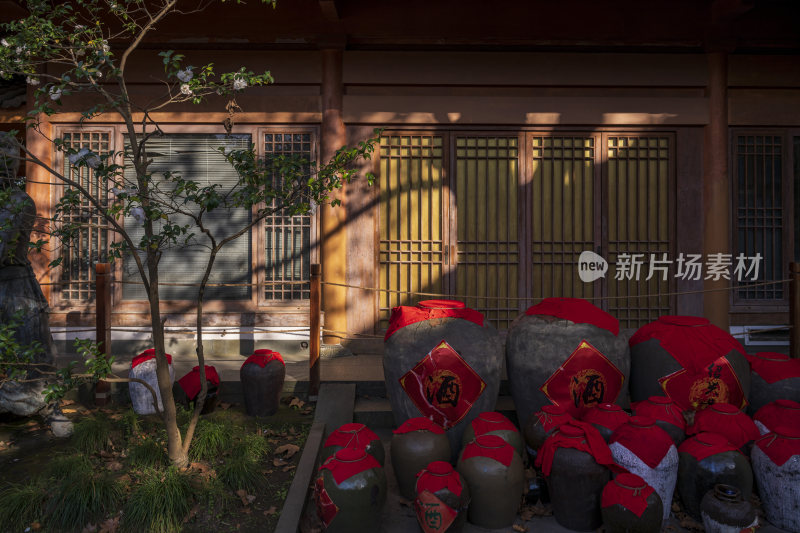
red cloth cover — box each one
[324,423,381,449]
[690,403,760,448]
[385,300,484,340]
[754,400,800,434]
[416,461,464,498]
[394,417,446,435]
[131,348,172,368]
[177,365,220,401]
[746,352,800,384]
[460,435,515,467]
[754,426,800,467]
[534,405,574,434]
[629,316,746,373]
[415,489,458,533]
[601,473,657,517]
[319,447,382,484]
[399,340,487,429]
[314,476,339,527]
[471,411,519,437]
[526,297,620,336]
[242,349,284,368]
[609,416,676,469]
[582,403,630,432]
[540,339,625,417]
[632,396,687,431]
[658,357,746,411]
[678,432,740,462]
[535,420,623,477]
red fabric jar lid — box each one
[535,406,574,433]
[461,434,515,467]
[416,461,464,498]
[535,420,621,477]
[525,297,619,336]
[755,426,800,467]
[177,365,220,401]
[582,404,630,432]
[242,349,284,369]
[746,352,800,384]
[753,351,790,361]
[471,411,518,436]
[324,423,381,449]
[601,473,656,517]
[690,403,760,449]
[384,301,484,340]
[628,416,656,428]
[658,316,710,327]
[131,348,173,368]
[320,447,382,484]
[754,400,800,433]
[394,417,446,435]
[418,300,466,309]
[427,460,454,475]
[610,418,675,468]
[632,396,687,431]
[678,432,739,462]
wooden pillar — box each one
[309,264,321,396]
[25,115,53,302]
[791,262,800,358]
[702,51,730,330]
[320,48,347,345]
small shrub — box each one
[0,482,47,531]
[45,470,121,531]
[218,455,263,493]
[129,437,167,469]
[196,475,232,516]
[121,467,193,533]
[120,408,141,437]
[72,415,112,454]
[189,420,232,462]
[44,453,92,480]
[231,432,270,462]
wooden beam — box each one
[318,0,339,22]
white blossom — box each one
[180,83,193,96]
[101,41,110,54]
[68,148,90,165]
[1,39,9,47]
[232,76,247,91]
[130,206,145,224]
[68,148,101,169]
[95,71,102,78]
[75,25,85,30]
[26,76,39,86]
[110,187,123,196]
[176,67,193,83]
[49,86,62,100]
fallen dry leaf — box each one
[289,398,305,409]
[275,444,300,459]
[107,461,123,472]
[301,408,313,415]
[241,507,252,514]
[98,516,120,533]
[519,507,534,521]
[61,399,75,406]
[31,523,41,531]
[264,506,278,516]
[512,525,528,533]
[246,494,256,504]
[219,402,232,410]
[282,465,296,472]
[273,458,287,467]
[236,489,249,506]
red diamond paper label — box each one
[540,339,625,417]
[415,489,458,533]
[400,340,486,429]
[314,476,339,527]
[659,356,746,411]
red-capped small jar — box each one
[746,351,800,414]
[239,349,285,417]
[601,473,664,533]
[753,399,800,435]
[321,423,385,466]
[690,402,760,451]
[391,417,450,500]
[582,403,630,442]
[414,461,470,533]
[632,395,687,445]
[751,426,800,532]
[523,405,574,454]
[461,411,524,458]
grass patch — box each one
[218,455,264,493]
[0,481,47,531]
[45,469,121,531]
[44,453,92,480]
[72,415,112,454]
[231,432,271,462]
[189,420,232,462]
[121,467,193,533]
[121,408,141,437]
[129,437,167,469]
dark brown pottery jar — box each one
[677,432,753,521]
[582,403,630,442]
[391,417,451,500]
[746,352,800,414]
[601,473,664,533]
[315,447,387,533]
[700,484,757,533]
[691,402,760,453]
[461,411,524,458]
[239,349,285,417]
[632,395,687,446]
[321,423,385,466]
[384,300,503,461]
[456,434,524,529]
[414,461,470,533]
[175,365,221,415]
[753,399,800,435]
[751,426,800,533]
[523,404,573,456]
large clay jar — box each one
[632,396,687,446]
[537,422,615,531]
[239,349,285,417]
[751,426,800,533]
[601,473,664,533]
[609,416,678,522]
[456,434,524,529]
[746,352,800,415]
[129,349,174,415]
[677,432,753,521]
[315,447,387,532]
[700,484,757,533]
[321,423,385,466]
[414,461,470,533]
[384,300,503,460]
[582,403,630,442]
[523,405,573,456]
[753,399,800,435]
[461,411,524,458]
[506,298,629,429]
[629,316,749,411]
[690,403,760,452]
[175,365,221,414]
[391,417,450,500]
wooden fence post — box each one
[95,263,112,406]
[791,262,800,359]
[309,264,321,397]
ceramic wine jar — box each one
[456,434,524,529]
[582,403,630,442]
[700,484,757,533]
[632,395,687,446]
[321,423,385,466]
[239,349,285,417]
[690,402,759,452]
[601,473,664,533]
[384,300,503,460]
[751,426,800,533]
[609,416,678,522]
[461,411,524,458]
[629,316,749,410]
[523,405,573,455]
[315,447,387,532]
[506,298,629,429]
[746,352,800,414]
[414,461,470,533]
[391,417,450,500]
[753,399,800,435]
[129,348,174,415]
[677,432,753,521]
[175,365,221,415]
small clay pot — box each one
[633,395,687,446]
[601,473,664,533]
[240,350,285,417]
[691,403,759,453]
[700,484,757,533]
[751,426,800,533]
[321,423,385,466]
[523,405,573,455]
[414,461,470,533]
[753,399,800,435]
[582,403,630,442]
[747,352,800,414]
[461,411,524,458]
[391,417,451,500]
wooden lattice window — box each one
[262,132,313,301]
[59,131,112,301]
